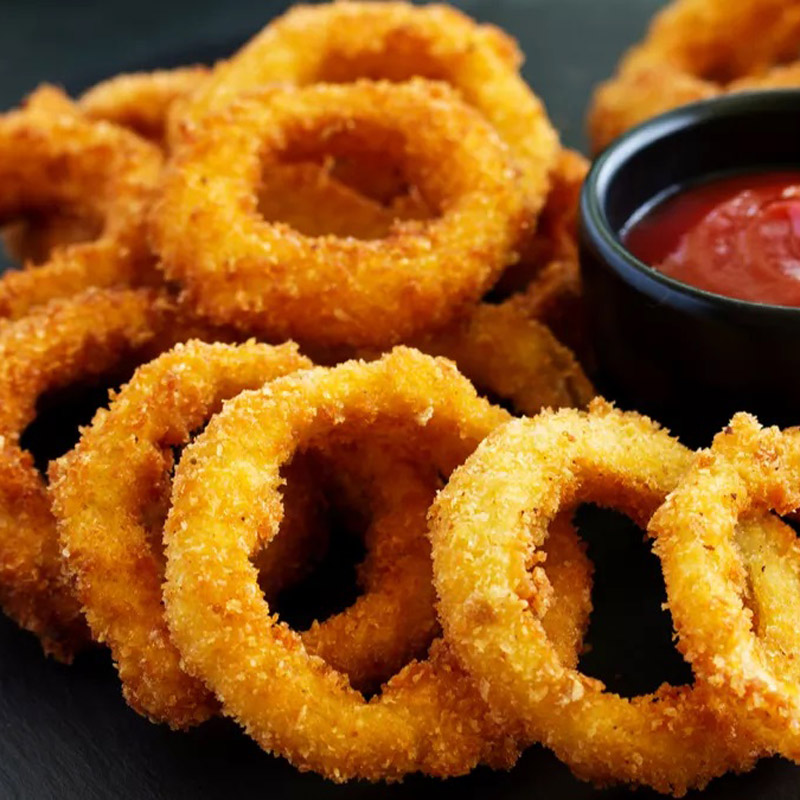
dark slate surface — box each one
[0,1,799,798]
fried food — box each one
[651,414,800,760]
[170,1,558,214]
[588,0,800,151]
[162,348,594,780]
[489,148,588,357]
[0,88,163,318]
[0,99,161,314]
[0,288,178,661]
[151,80,529,348]
[49,339,313,726]
[79,66,210,147]
[413,300,594,416]
[429,400,761,795]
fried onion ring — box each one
[588,0,800,151]
[162,348,593,780]
[651,414,800,759]
[151,80,529,347]
[0,88,163,318]
[79,66,209,147]
[430,400,761,794]
[50,339,313,726]
[170,1,558,213]
[413,300,594,415]
[0,288,178,661]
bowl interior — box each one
[594,91,800,236]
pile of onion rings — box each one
[7,1,800,796]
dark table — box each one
[0,1,798,798]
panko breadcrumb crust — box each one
[429,401,763,795]
[162,349,594,781]
[151,80,531,347]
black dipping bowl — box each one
[579,90,800,445]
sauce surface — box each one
[623,170,800,306]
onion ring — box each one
[162,348,593,779]
[50,339,313,726]
[170,0,558,214]
[0,88,163,319]
[0,288,179,661]
[429,400,761,794]
[412,300,594,415]
[79,66,209,147]
[151,80,530,347]
[650,414,800,759]
[588,0,800,151]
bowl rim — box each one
[580,88,800,319]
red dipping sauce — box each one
[623,170,800,307]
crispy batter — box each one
[170,1,558,214]
[0,87,163,317]
[651,414,800,760]
[430,400,761,795]
[162,348,593,780]
[0,288,177,660]
[151,80,529,347]
[588,0,800,151]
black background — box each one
[1,1,799,798]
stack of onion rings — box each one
[429,400,764,794]
[161,348,594,780]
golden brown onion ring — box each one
[170,1,558,214]
[50,339,313,727]
[651,414,800,760]
[0,288,177,660]
[151,80,529,348]
[430,400,761,795]
[0,88,163,318]
[588,0,800,151]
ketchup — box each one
[623,170,800,307]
